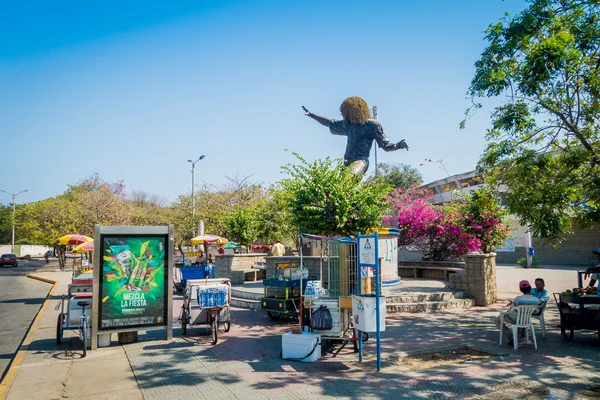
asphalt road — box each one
[0,259,51,381]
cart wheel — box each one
[56,313,64,345]
[561,325,574,342]
[223,321,231,333]
[211,317,218,345]
[267,311,282,320]
[181,309,187,336]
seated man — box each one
[585,248,600,287]
[530,278,550,315]
[194,252,207,266]
[495,280,539,345]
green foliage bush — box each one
[517,256,541,268]
[280,153,392,236]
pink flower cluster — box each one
[387,189,507,261]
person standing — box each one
[271,240,285,257]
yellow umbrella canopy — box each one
[56,234,93,246]
[72,241,94,253]
[190,234,228,246]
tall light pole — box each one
[0,189,28,253]
[187,155,205,238]
[372,105,378,176]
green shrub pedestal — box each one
[449,253,497,306]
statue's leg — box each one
[346,160,368,176]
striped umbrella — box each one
[72,241,94,253]
[56,234,93,246]
[190,234,228,246]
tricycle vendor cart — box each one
[174,264,215,292]
[180,278,232,344]
[262,263,308,320]
[56,280,93,346]
[554,293,600,342]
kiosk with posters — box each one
[91,225,173,350]
[353,231,386,371]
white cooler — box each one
[282,332,321,362]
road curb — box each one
[0,274,58,400]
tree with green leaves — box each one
[367,163,423,191]
[280,153,393,237]
[253,188,298,248]
[224,207,259,247]
[464,0,600,241]
[0,204,12,244]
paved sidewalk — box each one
[2,271,141,400]
[2,265,599,399]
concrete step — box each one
[386,291,465,304]
[231,297,262,310]
[387,298,474,313]
[231,288,263,301]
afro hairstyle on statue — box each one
[339,96,370,125]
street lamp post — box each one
[0,189,28,253]
[187,155,205,238]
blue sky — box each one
[1,0,528,204]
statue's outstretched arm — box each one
[302,105,331,127]
[375,122,409,152]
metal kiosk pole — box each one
[357,232,362,363]
[375,231,381,371]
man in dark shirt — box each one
[302,96,408,176]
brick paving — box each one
[5,265,600,399]
[124,267,600,399]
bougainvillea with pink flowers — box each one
[387,187,509,261]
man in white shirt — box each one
[271,240,286,257]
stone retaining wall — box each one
[214,254,266,284]
[449,253,497,306]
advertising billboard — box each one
[98,234,168,330]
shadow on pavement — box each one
[0,297,46,305]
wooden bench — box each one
[244,269,266,282]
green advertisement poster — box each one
[99,235,167,330]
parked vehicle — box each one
[0,254,18,267]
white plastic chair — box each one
[499,305,538,350]
[532,300,548,338]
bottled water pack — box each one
[197,284,229,307]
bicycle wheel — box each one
[223,321,231,332]
[56,313,64,345]
[81,318,88,358]
[211,317,218,345]
[181,309,187,336]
